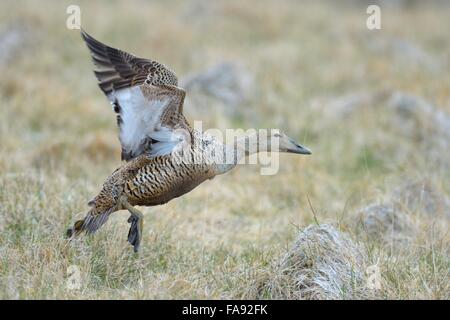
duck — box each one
[66,30,311,252]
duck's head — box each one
[267,130,312,155]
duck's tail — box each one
[66,205,114,238]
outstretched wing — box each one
[81,30,191,161]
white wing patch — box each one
[113,86,176,156]
[147,127,185,156]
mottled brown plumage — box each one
[67,30,311,252]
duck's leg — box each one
[119,196,144,252]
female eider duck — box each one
[67,30,311,252]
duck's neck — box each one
[215,133,264,174]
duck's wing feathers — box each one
[81,30,191,161]
[81,29,178,95]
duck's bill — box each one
[287,139,312,155]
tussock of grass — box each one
[393,179,450,219]
[355,204,416,245]
[182,62,254,109]
[257,224,369,300]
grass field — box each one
[0,0,449,299]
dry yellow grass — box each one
[0,0,449,299]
